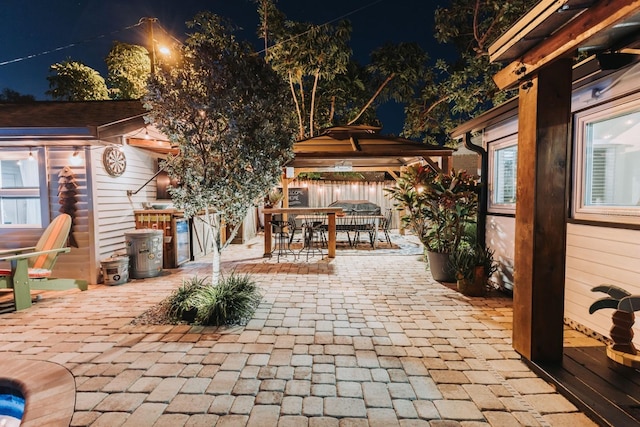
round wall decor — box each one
[103,146,127,177]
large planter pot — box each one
[457,266,487,297]
[426,250,455,282]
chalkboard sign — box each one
[288,187,308,207]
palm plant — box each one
[589,284,640,355]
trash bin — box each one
[100,255,129,285]
[125,229,164,279]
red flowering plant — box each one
[386,165,480,254]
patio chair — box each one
[0,213,88,311]
[378,209,392,246]
[351,215,375,248]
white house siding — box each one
[565,224,640,347]
[46,147,92,283]
[0,146,92,283]
[486,215,516,291]
[483,117,519,292]
[91,144,158,282]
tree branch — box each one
[347,72,396,125]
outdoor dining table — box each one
[296,214,385,249]
[263,207,343,258]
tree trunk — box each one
[310,69,320,137]
[288,71,305,140]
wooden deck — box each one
[527,345,640,427]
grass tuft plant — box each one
[166,275,208,321]
[190,273,262,326]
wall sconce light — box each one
[69,149,82,166]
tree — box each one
[46,60,110,101]
[106,41,151,100]
[144,12,296,285]
[403,0,538,146]
[257,0,428,139]
[0,88,35,103]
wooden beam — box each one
[512,59,572,363]
[489,0,570,62]
[494,0,640,90]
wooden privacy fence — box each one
[287,180,399,229]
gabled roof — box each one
[289,125,453,171]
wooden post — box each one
[512,59,572,363]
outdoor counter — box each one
[263,207,343,258]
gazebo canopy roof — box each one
[287,125,453,172]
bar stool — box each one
[271,215,296,262]
[299,216,326,261]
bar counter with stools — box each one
[263,208,343,259]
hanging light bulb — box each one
[28,148,35,161]
[144,128,151,140]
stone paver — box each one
[0,234,598,426]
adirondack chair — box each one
[0,214,87,310]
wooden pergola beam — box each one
[494,0,640,90]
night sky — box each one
[0,0,449,134]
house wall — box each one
[483,116,519,291]
[0,146,93,283]
[565,224,640,344]
[91,144,158,283]
[481,64,640,346]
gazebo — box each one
[280,125,454,207]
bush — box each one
[165,273,262,326]
[191,273,262,326]
[166,275,208,321]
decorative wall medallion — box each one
[103,146,126,177]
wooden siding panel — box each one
[93,145,160,274]
[486,215,516,291]
[565,223,640,347]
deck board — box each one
[527,346,640,427]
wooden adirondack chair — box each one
[0,214,87,310]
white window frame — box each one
[573,92,640,225]
[0,148,48,228]
[488,135,518,215]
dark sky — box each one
[0,0,449,134]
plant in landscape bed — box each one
[162,273,262,326]
[190,273,262,326]
[167,275,208,322]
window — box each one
[0,149,47,227]
[488,137,517,214]
[574,94,640,224]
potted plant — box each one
[386,165,480,282]
[449,244,497,296]
[265,188,284,208]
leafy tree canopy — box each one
[0,88,35,103]
[106,41,151,100]
[144,11,296,282]
[403,0,538,146]
[257,0,429,139]
[46,60,110,101]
